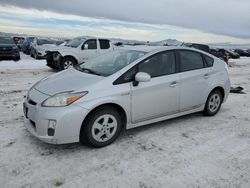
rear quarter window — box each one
[203,55,214,67]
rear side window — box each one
[203,55,214,67]
[99,39,110,49]
[179,50,204,72]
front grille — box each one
[0,47,12,51]
[28,99,37,106]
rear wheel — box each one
[203,90,223,116]
[81,107,122,148]
[60,57,77,70]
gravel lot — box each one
[0,54,250,188]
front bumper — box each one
[0,51,20,59]
[23,88,89,144]
[46,52,61,69]
[37,50,47,59]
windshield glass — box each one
[37,39,56,45]
[77,50,146,76]
[0,37,15,44]
[65,38,86,48]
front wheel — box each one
[81,107,122,148]
[203,90,223,116]
[34,51,38,59]
[60,57,77,70]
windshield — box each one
[65,38,86,48]
[77,50,146,76]
[0,37,15,44]
[37,39,56,45]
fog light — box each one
[48,120,56,136]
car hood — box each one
[0,44,16,48]
[39,44,57,51]
[34,68,103,96]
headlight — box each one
[42,91,88,107]
[13,46,19,51]
[36,47,42,52]
[53,52,61,61]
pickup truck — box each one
[46,37,116,70]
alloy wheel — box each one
[208,93,221,112]
[63,61,73,69]
[91,114,118,142]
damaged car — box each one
[46,37,115,70]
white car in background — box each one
[46,37,116,70]
[23,46,230,147]
[30,38,64,59]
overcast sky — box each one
[0,0,250,43]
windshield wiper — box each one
[76,66,105,76]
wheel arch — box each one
[208,86,225,102]
[61,55,78,64]
[79,103,127,141]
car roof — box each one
[120,45,208,54]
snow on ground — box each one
[0,54,250,188]
[0,52,48,70]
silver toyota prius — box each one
[23,46,231,147]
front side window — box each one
[114,51,176,84]
[99,39,110,49]
[84,39,97,50]
[138,51,176,78]
[179,50,204,72]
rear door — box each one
[177,50,211,111]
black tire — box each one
[34,51,38,59]
[81,106,122,148]
[14,56,20,61]
[59,57,77,70]
[203,90,223,116]
[30,50,34,58]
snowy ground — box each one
[0,53,250,188]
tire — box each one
[81,106,122,148]
[34,51,38,59]
[14,56,20,62]
[60,57,77,70]
[30,50,34,58]
[203,90,223,116]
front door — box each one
[131,51,180,123]
[80,39,98,62]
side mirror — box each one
[135,72,151,83]
[84,43,88,50]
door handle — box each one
[203,73,209,79]
[170,81,177,88]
